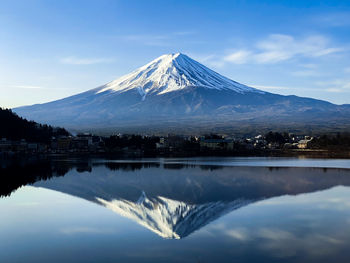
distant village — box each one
[0,131,319,157]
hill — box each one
[0,107,69,143]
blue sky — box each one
[1,0,350,108]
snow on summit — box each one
[97,53,260,99]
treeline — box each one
[264,131,291,144]
[0,108,69,143]
[104,135,159,150]
[310,133,350,150]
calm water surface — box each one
[1,157,350,262]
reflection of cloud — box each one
[60,226,114,235]
[222,226,347,259]
[226,228,250,241]
[258,228,294,241]
[207,187,350,258]
[258,231,345,258]
[15,201,40,206]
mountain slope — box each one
[14,53,350,133]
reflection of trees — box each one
[0,160,68,197]
[0,160,165,197]
[104,162,160,171]
[162,163,202,170]
[199,165,223,171]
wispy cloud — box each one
[173,31,195,36]
[60,56,114,65]
[326,88,344,93]
[185,53,226,68]
[13,85,45,89]
[224,50,252,64]
[312,12,350,27]
[222,34,343,64]
[249,84,291,91]
[60,226,115,235]
[300,63,318,69]
[120,34,170,46]
[119,31,195,47]
[292,70,320,77]
[226,228,250,241]
[315,79,350,93]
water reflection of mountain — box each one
[2,159,350,239]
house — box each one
[297,138,313,149]
[200,139,234,150]
[0,138,11,152]
[57,136,72,151]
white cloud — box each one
[326,88,343,93]
[254,34,343,63]
[119,31,195,47]
[249,84,291,91]
[255,50,290,63]
[222,34,343,65]
[121,34,169,47]
[60,56,114,65]
[313,12,350,27]
[193,54,226,68]
[315,79,350,92]
[224,50,252,64]
[292,70,320,77]
[301,63,317,69]
[12,85,44,89]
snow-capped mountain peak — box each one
[97,53,261,99]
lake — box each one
[1,157,350,262]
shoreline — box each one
[1,149,350,161]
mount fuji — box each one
[14,53,350,133]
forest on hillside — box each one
[0,108,69,143]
